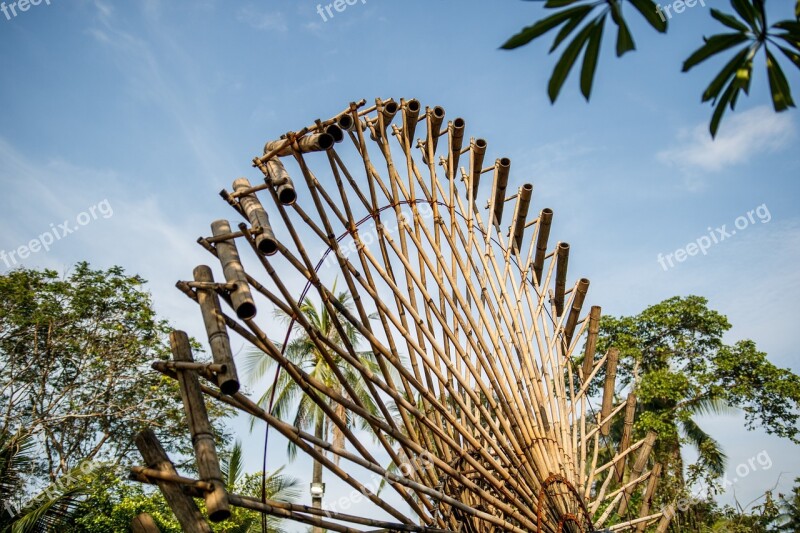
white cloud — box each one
[236,6,288,32]
[657,106,795,173]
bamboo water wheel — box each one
[131,98,671,532]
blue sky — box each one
[1,0,799,527]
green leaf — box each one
[683,33,750,72]
[548,21,597,102]
[544,0,584,6]
[777,44,800,69]
[628,0,668,33]
[710,8,750,33]
[501,5,594,49]
[710,81,736,138]
[765,48,796,111]
[549,7,594,52]
[609,1,636,56]
[731,0,760,32]
[701,45,751,102]
[580,17,606,100]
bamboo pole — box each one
[554,242,570,317]
[601,347,619,436]
[509,184,532,254]
[563,278,589,349]
[617,431,658,517]
[134,429,212,533]
[233,177,277,255]
[468,138,487,202]
[582,306,602,381]
[263,132,333,156]
[490,157,510,226]
[615,393,637,481]
[169,330,230,522]
[210,220,256,320]
[532,208,553,284]
[635,463,662,533]
[193,265,240,395]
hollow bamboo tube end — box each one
[563,277,590,347]
[325,124,344,143]
[232,178,278,256]
[337,113,354,131]
[533,208,554,283]
[210,219,256,321]
[402,99,421,144]
[554,242,570,316]
[491,157,511,225]
[469,138,488,201]
[510,183,533,253]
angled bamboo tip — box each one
[432,106,445,119]
[278,186,297,205]
[406,99,421,112]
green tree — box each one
[502,0,800,136]
[65,440,300,532]
[0,263,231,489]
[244,291,380,531]
[592,295,800,528]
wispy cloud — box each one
[236,5,288,32]
[657,106,795,174]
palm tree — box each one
[774,478,800,532]
[0,430,90,533]
[244,290,380,532]
[220,439,301,533]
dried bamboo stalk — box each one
[134,429,212,533]
[193,265,240,394]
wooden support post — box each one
[509,184,533,254]
[134,429,212,533]
[210,220,256,320]
[131,513,161,533]
[600,348,619,436]
[193,265,240,395]
[170,330,231,522]
[554,242,570,317]
[233,178,278,256]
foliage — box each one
[65,441,301,533]
[502,0,800,136]
[1,430,91,533]
[589,295,800,523]
[244,290,381,461]
[0,263,231,489]
[774,477,800,531]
